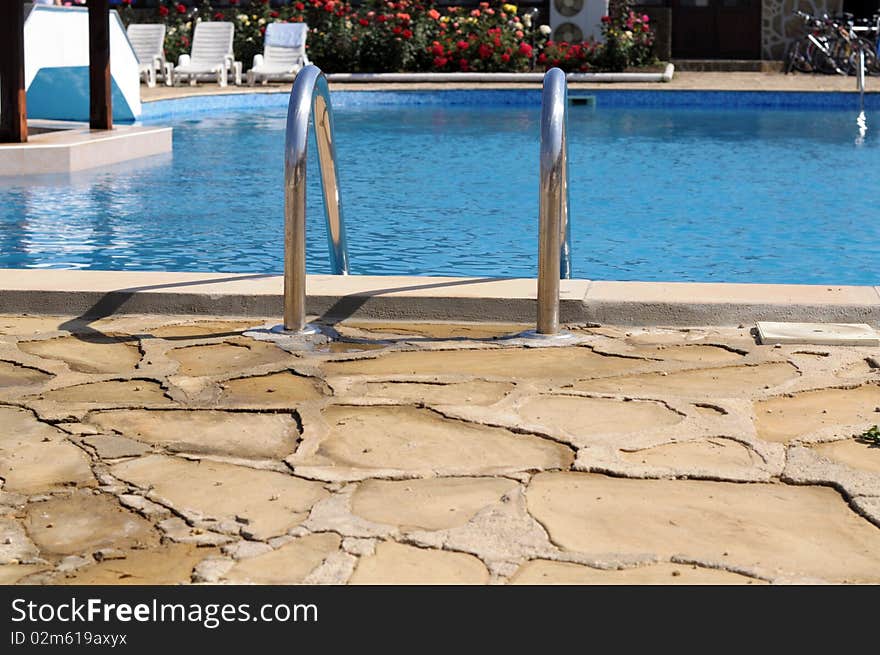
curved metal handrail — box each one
[537,67,572,335]
[282,65,349,333]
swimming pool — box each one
[1,90,878,285]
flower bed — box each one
[123,0,656,73]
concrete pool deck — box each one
[1,313,879,585]
[139,71,880,99]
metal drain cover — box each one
[756,321,880,346]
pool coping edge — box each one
[2,270,879,327]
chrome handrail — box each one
[857,48,866,108]
[281,65,349,334]
[537,67,572,335]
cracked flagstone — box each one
[222,533,341,584]
[0,313,878,584]
[755,384,880,442]
[296,405,574,477]
[509,560,766,584]
[87,409,301,459]
[110,455,328,540]
[36,379,172,405]
[169,339,296,377]
[18,335,141,374]
[527,472,880,582]
[24,491,157,557]
[0,360,52,387]
[219,371,325,406]
[0,407,94,493]
[349,540,489,585]
[350,477,519,531]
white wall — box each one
[23,5,141,120]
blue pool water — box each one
[1,90,879,284]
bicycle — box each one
[784,11,845,75]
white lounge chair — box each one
[166,21,241,87]
[127,23,166,88]
[247,22,310,85]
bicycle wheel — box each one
[842,41,877,75]
[849,39,880,75]
[809,40,843,74]
[786,39,815,73]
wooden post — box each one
[88,0,112,130]
[0,1,28,143]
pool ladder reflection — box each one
[277,65,572,337]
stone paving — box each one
[1,313,880,585]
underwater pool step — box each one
[2,270,880,328]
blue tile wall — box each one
[140,88,880,121]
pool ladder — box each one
[277,65,571,337]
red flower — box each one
[376,14,388,22]
[501,53,510,62]
[392,25,402,34]
[213,11,223,19]
[478,43,492,59]
[270,10,279,18]
[402,29,413,39]
[294,1,305,8]
[428,8,440,20]
[537,52,547,63]
[459,58,469,71]
[601,15,611,23]
[176,3,186,15]
[181,35,189,45]
[518,42,533,57]
[456,40,468,50]
[433,56,448,67]
[158,5,169,16]
[324,1,335,11]
[359,18,369,26]
[431,41,444,56]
